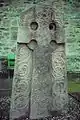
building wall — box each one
[64,1,80,72]
[0,0,80,72]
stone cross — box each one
[10,0,68,120]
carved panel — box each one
[30,45,53,119]
[52,45,68,111]
[10,44,32,120]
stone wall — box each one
[0,0,80,72]
[64,1,80,72]
[0,0,27,56]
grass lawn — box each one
[68,81,80,92]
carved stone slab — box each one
[10,1,68,120]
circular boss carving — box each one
[27,39,37,50]
[49,21,56,30]
[30,22,38,30]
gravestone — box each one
[10,0,68,120]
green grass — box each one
[68,81,80,92]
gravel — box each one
[0,95,80,120]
